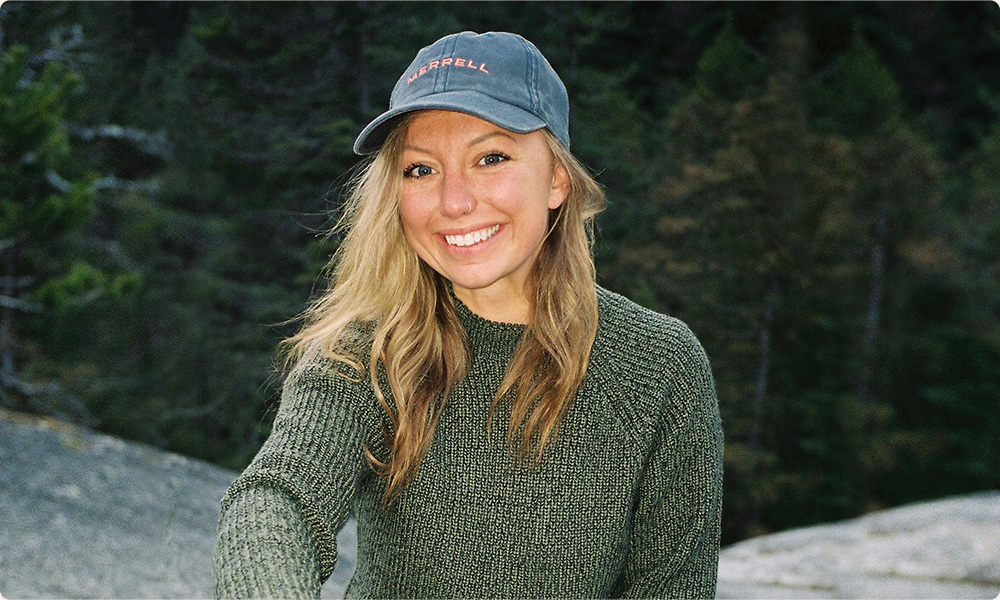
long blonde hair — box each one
[279,115,605,503]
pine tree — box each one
[651,18,878,539]
[0,45,113,418]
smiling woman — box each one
[213,31,723,600]
[399,110,568,323]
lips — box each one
[444,224,501,247]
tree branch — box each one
[29,24,96,68]
[0,276,34,290]
[46,170,161,196]
[93,175,161,195]
[44,170,71,193]
[0,371,61,396]
[69,124,172,160]
[0,371,97,428]
[0,295,42,313]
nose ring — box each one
[464,201,472,215]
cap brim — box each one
[353,90,548,155]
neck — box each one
[452,283,531,325]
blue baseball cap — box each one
[353,31,569,155]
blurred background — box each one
[1,1,998,548]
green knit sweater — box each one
[213,286,723,599]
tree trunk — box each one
[749,279,778,451]
[357,28,371,117]
[355,2,372,117]
[1,247,16,381]
[857,202,889,405]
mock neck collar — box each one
[447,283,526,348]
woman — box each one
[214,31,722,599]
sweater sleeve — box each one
[213,352,374,599]
[621,323,724,600]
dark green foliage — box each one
[2,1,999,543]
[0,42,131,421]
[811,26,903,137]
[695,15,767,101]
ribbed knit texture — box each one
[213,286,723,599]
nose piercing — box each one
[464,201,472,215]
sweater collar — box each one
[448,284,526,350]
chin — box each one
[447,274,500,292]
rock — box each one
[717,491,1000,599]
[2,408,997,599]
[0,409,354,599]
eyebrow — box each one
[468,131,516,147]
[403,130,516,155]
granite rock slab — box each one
[2,409,997,599]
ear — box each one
[548,162,570,210]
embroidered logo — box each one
[406,57,489,85]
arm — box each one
[621,325,724,599]
[213,353,373,599]
[214,486,324,598]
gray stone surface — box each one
[716,491,1000,599]
[0,409,354,599]
[2,408,998,599]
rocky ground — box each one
[716,492,1000,599]
[1,408,997,599]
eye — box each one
[478,152,510,167]
[403,163,435,179]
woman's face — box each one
[398,110,569,320]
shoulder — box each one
[590,286,716,435]
[285,321,374,386]
[273,342,387,460]
[284,347,356,396]
[594,285,707,368]
[280,331,380,426]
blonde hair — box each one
[279,115,605,504]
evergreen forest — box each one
[2,1,999,546]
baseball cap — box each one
[353,31,569,155]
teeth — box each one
[445,225,500,247]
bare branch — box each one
[188,38,336,98]
[93,175,161,195]
[0,276,34,290]
[47,170,161,196]
[29,24,96,68]
[0,371,61,396]
[45,170,71,193]
[0,295,42,313]
[161,400,225,421]
[69,124,172,160]
[0,371,98,428]
[62,289,104,307]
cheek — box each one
[506,178,554,233]
[398,192,419,230]
[398,193,431,247]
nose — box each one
[439,170,475,218]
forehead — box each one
[404,110,534,146]
[407,109,503,136]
